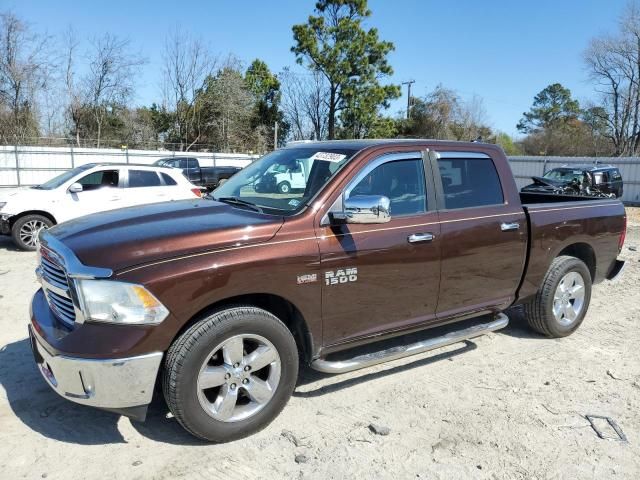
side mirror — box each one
[68,182,83,193]
[331,195,391,224]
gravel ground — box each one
[0,209,639,480]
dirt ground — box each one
[0,209,639,480]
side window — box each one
[187,158,198,169]
[128,170,162,188]
[161,172,177,185]
[349,159,427,216]
[77,170,119,191]
[438,158,503,209]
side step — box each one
[310,313,509,374]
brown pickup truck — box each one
[28,140,627,442]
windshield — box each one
[543,169,587,183]
[34,164,95,190]
[212,147,358,214]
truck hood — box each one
[49,199,284,272]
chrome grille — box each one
[38,247,77,328]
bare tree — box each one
[162,29,216,150]
[83,33,145,147]
[585,1,640,155]
[0,12,53,143]
[280,69,329,140]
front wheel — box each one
[11,214,53,251]
[277,181,291,194]
[163,306,298,442]
[523,255,592,337]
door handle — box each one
[501,222,520,231]
[408,232,435,243]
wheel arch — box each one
[172,293,315,363]
[9,210,57,228]
[557,242,596,281]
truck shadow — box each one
[294,340,477,398]
[0,236,21,252]
[0,338,202,446]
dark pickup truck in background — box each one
[521,164,623,198]
[29,140,626,442]
[153,157,242,191]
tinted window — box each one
[128,170,162,188]
[77,170,119,191]
[161,172,177,185]
[350,159,427,216]
[438,158,503,209]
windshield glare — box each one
[212,147,358,214]
[35,164,94,190]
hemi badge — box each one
[297,274,318,285]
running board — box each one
[311,313,509,374]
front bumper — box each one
[29,314,163,420]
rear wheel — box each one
[163,306,298,442]
[523,255,592,337]
[11,214,53,251]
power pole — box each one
[401,80,415,119]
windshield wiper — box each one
[214,196,263,214]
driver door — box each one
[317,152,441,347]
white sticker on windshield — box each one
[310,152,347,162]
[288,199,301,207]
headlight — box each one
[77,279,169,325]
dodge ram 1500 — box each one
[28,139,626,442]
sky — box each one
[6,0,632,137]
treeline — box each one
[0,1,639,155]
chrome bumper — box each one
[28,326,162,412]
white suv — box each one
[0,163,202,250]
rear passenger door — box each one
[122,169,170,207]
[432,151,527,319]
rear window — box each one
[161,172,177,185]
[438,158,504,209]
[128,170,162,188]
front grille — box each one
[39,248,77,328]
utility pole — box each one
[274,121,278,150]
[401,80,415,119]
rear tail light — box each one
[619,215,627,252]
[191,188,202,198]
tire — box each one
[163,306,298,442]
[277,181,291,194]
[11,214,53,251]
[523,255,592,338]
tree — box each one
[0,12,52,143]
[162,29,215,150]
[83,34,146,147]
[400,85,492,141]
[517,83,581,134]
[291,0,400,139]
[245,59,289,148]
[280,68,329,141]
[584,1,640,155]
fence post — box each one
[14,143,20,186]
[542,158,548,175]
[70,142,75,168]
[125,147,129,164]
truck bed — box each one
[516,193,625,303]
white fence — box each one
[0,145,258,187]
[1,146,639,204]
[508,156,640,205]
